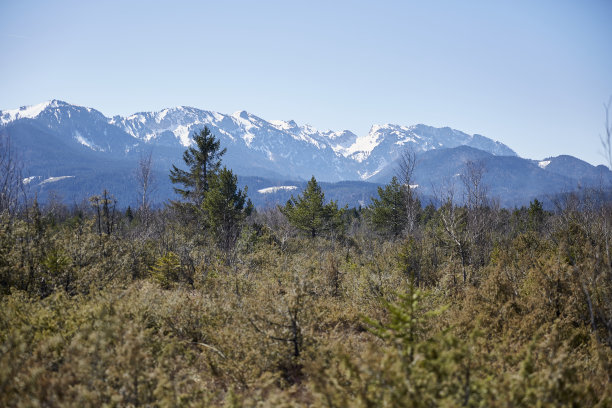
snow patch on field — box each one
[23,176,38,185]
[258,186,298,194]
[40,176,74,185]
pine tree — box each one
[369,176,408,238]
[528,198,545,232]
[201,167,253,251]
[169,126,226,208]
[281,176,344,238]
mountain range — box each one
[1,100,610,208]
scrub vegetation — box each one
[0,128,611,407]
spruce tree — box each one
[281,176,344,238]
[169,126,226,208]
[369,176,408,238]
[201,167,253,251]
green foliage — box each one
[528,198,546,231]
[169,126,226,207]
[369,176,408,238]
[398,236,422,286]
[151,252,183,289]
[201,167,253,251]
[0,187,611,406]
[281,176,345,238]
[41,248,73,293]
[168,128,253,255]
[366,288,443,360]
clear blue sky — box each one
[1,0,611,165]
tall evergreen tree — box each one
[369,176,408,238]
[201,167,253,251]
[169,126,226,207]
[281,176,344,238]
[528,198,545,232]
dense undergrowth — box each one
[1,190,611,407]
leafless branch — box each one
[461,160,488,209]
[0,132,26,214]
[601,97,612,170]
[396,148,417,186]
[135,149,157,227]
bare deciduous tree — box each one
[89,189,117,237]
[461,160,491,269]
[0,133,25,214]
[255,206,297,252]
[434,178,469,285]
[601,97,612,170]
[461,160,488,210]
[397,148,417,187]
[396,148,420,235]
[136,150,156,225]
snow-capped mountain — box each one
[109,106,361,180]
[0,100,517,182]
[345,123,517,179]
[3,100,608,208]
[112,106,519,181]
[1,100,138,154]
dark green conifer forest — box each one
[0,128,611,407]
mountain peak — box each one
[1,99,520,181]
[232,110,250,120]
[4,99,607,208]
[48,99,70,107]
[270,119,299,130]
[1,100,55,125]
[0,100,100,125]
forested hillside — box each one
[1,130,611,407]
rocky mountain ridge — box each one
[1,100,609,208]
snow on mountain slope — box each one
[3,100,611,209]
[0,101,56,125]
[346,124,517,179]
[109,106,359,180]
[110,104,517,181]
[539,160,551,169]
[110,106,225,146]
[0,100,138,154]
[0,100,517,181]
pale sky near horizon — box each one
[1,0,611,166]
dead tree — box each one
[461,160,491,268]
[435,179,469,285]
[601,97,612,170]
[136,149,156,226]
[0,133,25,214]
[396,148,420,235]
